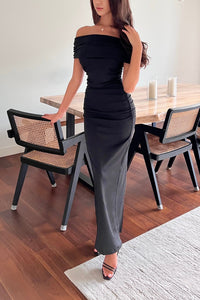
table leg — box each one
[66,112,75,137]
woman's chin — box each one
[96,12,103,17]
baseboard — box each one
[0,145,23,158]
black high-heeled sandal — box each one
[102,262,117,280]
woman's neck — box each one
[98,14,114,28]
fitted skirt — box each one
[84,89,136,255]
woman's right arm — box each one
[43,57,84,124]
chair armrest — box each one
[137,124,163,137]
[7,129,15,138]
[62,132,85,152]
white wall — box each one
[1,0,200,157]
[133,0,200,85]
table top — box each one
[40,84,200,124]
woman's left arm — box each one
[122,25,143,94]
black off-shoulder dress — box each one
[74,34,136,255]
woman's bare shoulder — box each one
[76,26,96,37]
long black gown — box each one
[74,34,136,255]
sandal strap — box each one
[103,262,116,272]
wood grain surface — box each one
[40,84,200,124]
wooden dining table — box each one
[40,83,200,189]
[40,83,200,129]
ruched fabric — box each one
[74,34,135,255]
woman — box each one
[44,0,148,280]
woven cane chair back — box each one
[7,109,64,154]
[162,105,200,143]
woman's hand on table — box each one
[42,112,63,125]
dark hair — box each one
[90,0,149,68]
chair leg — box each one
[143,155,163,209]
[11,163,28,210]
[167,156,176,169]
[183,151,199,191]
[190,135,200,174]
[141,134,163,210]
[127,125,141,170]
[60,143,85,231]
[155,160,163,173]
[84,151,94,187]
[46,170,56,187]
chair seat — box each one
[147,134,191,156]
[22,145,77,170]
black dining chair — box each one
[155,125,200,175]
[7,109,93,231]
[128,104,200,209]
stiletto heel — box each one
[93,248,100,256]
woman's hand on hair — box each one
[122,25,142,51]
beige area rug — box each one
[65,207,200,300]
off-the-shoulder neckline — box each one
[75,34,120,40]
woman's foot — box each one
[93,248,100,256]
[102,252,118,280]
